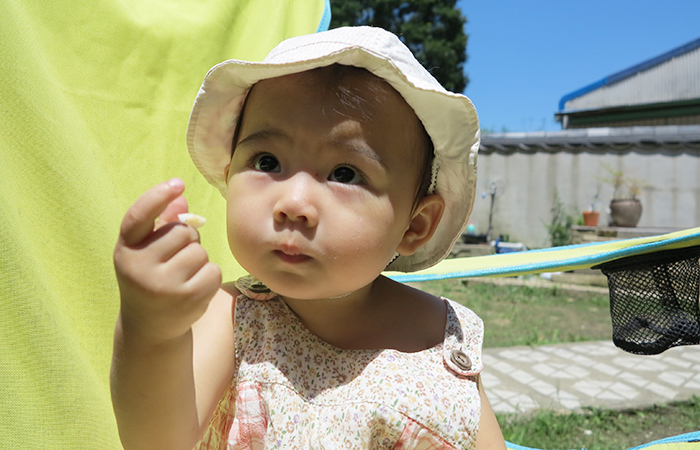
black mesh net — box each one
[595,246,700,355]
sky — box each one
[457,0,700,132]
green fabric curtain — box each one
[0,1,328,448]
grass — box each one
[410,278,700,449]
[412,278,612,348]
[498,397,700,450]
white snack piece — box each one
[178,213,206,229]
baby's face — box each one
[225,72,426,299]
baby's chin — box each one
[234,257,381,300]
[260,276,365,301]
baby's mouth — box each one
[273,250,312,264]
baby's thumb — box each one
[155,194,189,230]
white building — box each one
[473,38,700,247]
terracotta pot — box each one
[609,199,642,227]
[582,211,599,226]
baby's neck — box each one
[281,276,447,352]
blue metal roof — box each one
[558,37,700,112]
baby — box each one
[111,26,506,450]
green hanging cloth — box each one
[0,1,329,448]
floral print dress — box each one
[196,277,484,450]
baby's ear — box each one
[396,194,445,256]
[224,163,231,182]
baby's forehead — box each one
[246,65,420,125]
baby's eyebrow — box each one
[329,138,386,169]
[237,128,290,147]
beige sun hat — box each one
[186,26,479,273]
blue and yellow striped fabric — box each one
[388,227,700,282]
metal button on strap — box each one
[249,282,271,294]
[450,349,472,371]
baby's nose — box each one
[272,173,320,227]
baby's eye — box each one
[329,166,363,184]
[254,154,280,173]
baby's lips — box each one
[178,213,206,229]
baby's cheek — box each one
[226,210,255,254]
[226,188,263,241]
[337,221,397,259]
[228,213,253,239]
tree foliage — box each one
[329,0,469,93]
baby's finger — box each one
[155,195,189,230]
[183,261,222,304]
[167,241,211,281]
[120,178,186,246]
[149,222,201,262]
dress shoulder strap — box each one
[234,275,278,301]
[441,299,484,377]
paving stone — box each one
[482,341,700,414]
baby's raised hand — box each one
[114,179,222,343]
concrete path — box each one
[481,340,700,414]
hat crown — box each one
[263,27,445,94]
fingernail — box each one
[167,178,185,190]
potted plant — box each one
[599,164,645,227]
[581,193,601,227]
